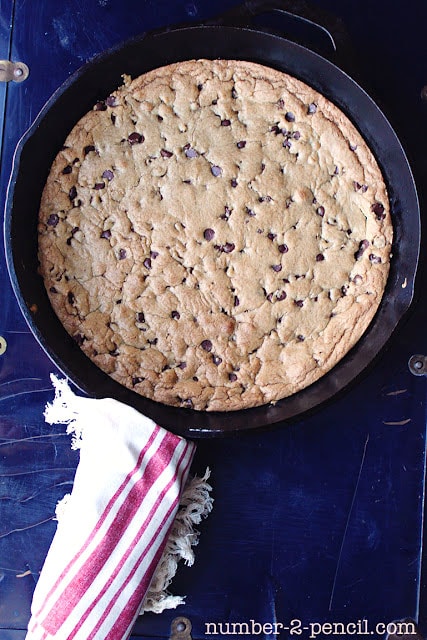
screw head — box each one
[408,354,427,376]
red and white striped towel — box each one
[26,375,196,640]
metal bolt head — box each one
[408,354,427,376]
[0,60,29,82]
[170,616,192,640]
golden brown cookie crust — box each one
[38,59,392,411]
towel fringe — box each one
[44,374,86,449]
[140,468,213,614]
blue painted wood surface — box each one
[1,1,427,638]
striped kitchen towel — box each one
[26,375,196,640]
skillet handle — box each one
[206,0,355,72]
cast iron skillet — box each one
[4,1,420,437]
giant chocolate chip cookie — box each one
[38,59,392,411]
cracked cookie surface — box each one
[38,59,392,411]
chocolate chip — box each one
[369,253,382,264]
[316,253,325,261]
[293,131,301,140]
[204,228,215,241]
[276,290,287,301]
[212,355,222,366]
[211,165,222,177]
[277,98,285,109]
[143,258,152,269]
[231,178,238,188]
[49,286,58,293]
[228,372,238,382]
[272,264,282,272]
[47,213,59,227]
[316,206,325,217]
[278,243,288,254]
[221,206,232,220]
[354,239,369,260]
[246,207,256,217]
[160,148,173,158]
[132,376,144,385]
[197,83,203,91]
[231,87,238,99]
[371,202,385,219]
[69,186,77,201]
[84,145,96,155]
[349,143,358,151]
[266,292,273,302]
[128,132,144,145]
[234,295,240,307]
[62,165,72,174]
[102,169,114,181]
[221,119,231,126]
[177,361,187,369]
[150,250,159,259]
[73,333,85,346]
[171,310,180,319]
[100,229,111,239]
[267,232,277,240]
[184,147,198,158]
[67,291,75,304]
[214,242,233,253]
[118,248,127,260]
[105,95,118,107]
[271,125,281,135]
[294,299,304,307]
[111,113,116,124]
[297,334,305,342]
[201,339,212,352]
[222,242,235,253]
[94,182,105,190]
[182,398,193,408]
[285,112,295,122]
[283,139,292,149]
[236,140,246,149]
[94,101,107,111]
[307,103,317,114]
